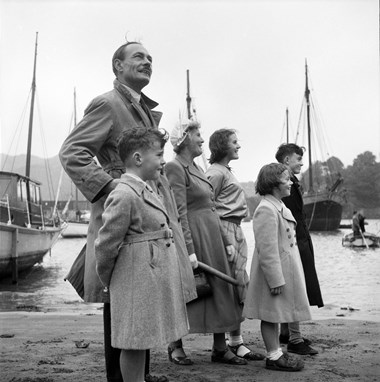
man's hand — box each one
[189,253,199,269]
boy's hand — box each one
[270,285,284,295]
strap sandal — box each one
[228,343,265,361]
[211,347,247,365]
[168,341,193,366]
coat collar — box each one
[119,174,169,220]
[113,79,163,126]
[175,155,212,188]
[263,194,296,224]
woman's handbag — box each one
[193,268,212,299]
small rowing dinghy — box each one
[342,232,380,248]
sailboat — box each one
[60,88,89,238]
[0,33,63,280]
[295,61,346,231]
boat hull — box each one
[0,223,62,277]
[342,232,380,248]
[61,221,88,238]
[303,194,343,231]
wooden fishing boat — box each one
[295,61,346,231]
[0,33,63,280]
[342,232,380,248]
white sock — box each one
[228,335,243,347]
[267,349,283,361]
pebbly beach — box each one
[1,310,379,382]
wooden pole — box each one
[11,228,19,284]
[359,228,369,249]
[197,261,240,286]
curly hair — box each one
[173,121,201,154]
[208,128,237,164]
[117,126,167,163]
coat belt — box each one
[120,229,173,246]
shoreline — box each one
[1,311,379,382]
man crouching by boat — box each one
[59,40,196,382]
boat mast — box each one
[286,107,289,143]
[25,32,38,179]
[305,60,313,192]
[186,69,192,119]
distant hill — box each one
[0,153,86,202]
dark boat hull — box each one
[303,196,343,231]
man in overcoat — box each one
[59,41,196,382]
[275,143,324,356]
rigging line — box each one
[35,92,56,201]
[1,91,32,172]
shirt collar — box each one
[119,83,141,103]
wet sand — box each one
[1,311,379,382]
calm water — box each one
[1,220,379,321]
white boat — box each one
[61,220,88,238]
[342,232,380,248]
[0,33,63,280]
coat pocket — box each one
[148,241,159,268]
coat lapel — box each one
[264,194,296,224]
[175,156,212,188]
[113,80,162,127]
[121,175,170,221]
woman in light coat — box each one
[243,163,311,372]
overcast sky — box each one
[0,0,378,182]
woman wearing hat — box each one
[165,121,250,366]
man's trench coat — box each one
[59,79,197,304]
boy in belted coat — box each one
[95,127,189,382]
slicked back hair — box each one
[209,128,236,164]
[117,126,167,163]
[255,163,288,196]
[112,42,141,76]
[275,143,304,164]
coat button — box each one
[211,207,215,211]
[288,235,291,239]
[166,243,171,247]
[161,223,165,227]
[286,228,290,232]
[290,243,294,247]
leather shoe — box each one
[211,347,247,365]
[287,341,318,355]
[266,354,304,371]
[168,342,193,366]
[145,374,169,382]
[279,334,312,345]
[228,343,265,361]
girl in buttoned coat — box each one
[95,127,188,382]
[243,163,311,372]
